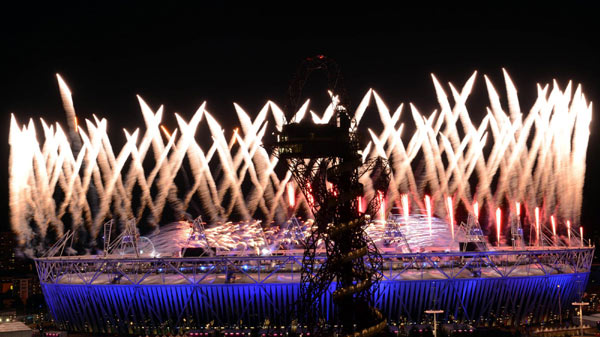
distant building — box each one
[0,232,42,312]
[14,277,40,305]
[0,309,16,323]
[0,321,32,337]
[1,275,42,310]
[0,232,16,272]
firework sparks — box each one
[287,183,295,208]
[8,72,592,253]
[425,195,432,236]
[402,194,409,224]
[535,207,541,246]
[567,220,572,246]
[447,196,454,240]
[496,207,501,246]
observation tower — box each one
[270,55,388,336]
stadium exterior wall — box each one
[36,248,594,334]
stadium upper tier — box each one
[37,247,593,285]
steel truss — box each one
[36,247,594,334]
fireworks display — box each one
[9,71,592,253]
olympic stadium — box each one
[35,218,594,334]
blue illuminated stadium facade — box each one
[35,248,593,334]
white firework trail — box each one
[8,72,592,252]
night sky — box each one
[2,2,599,237]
